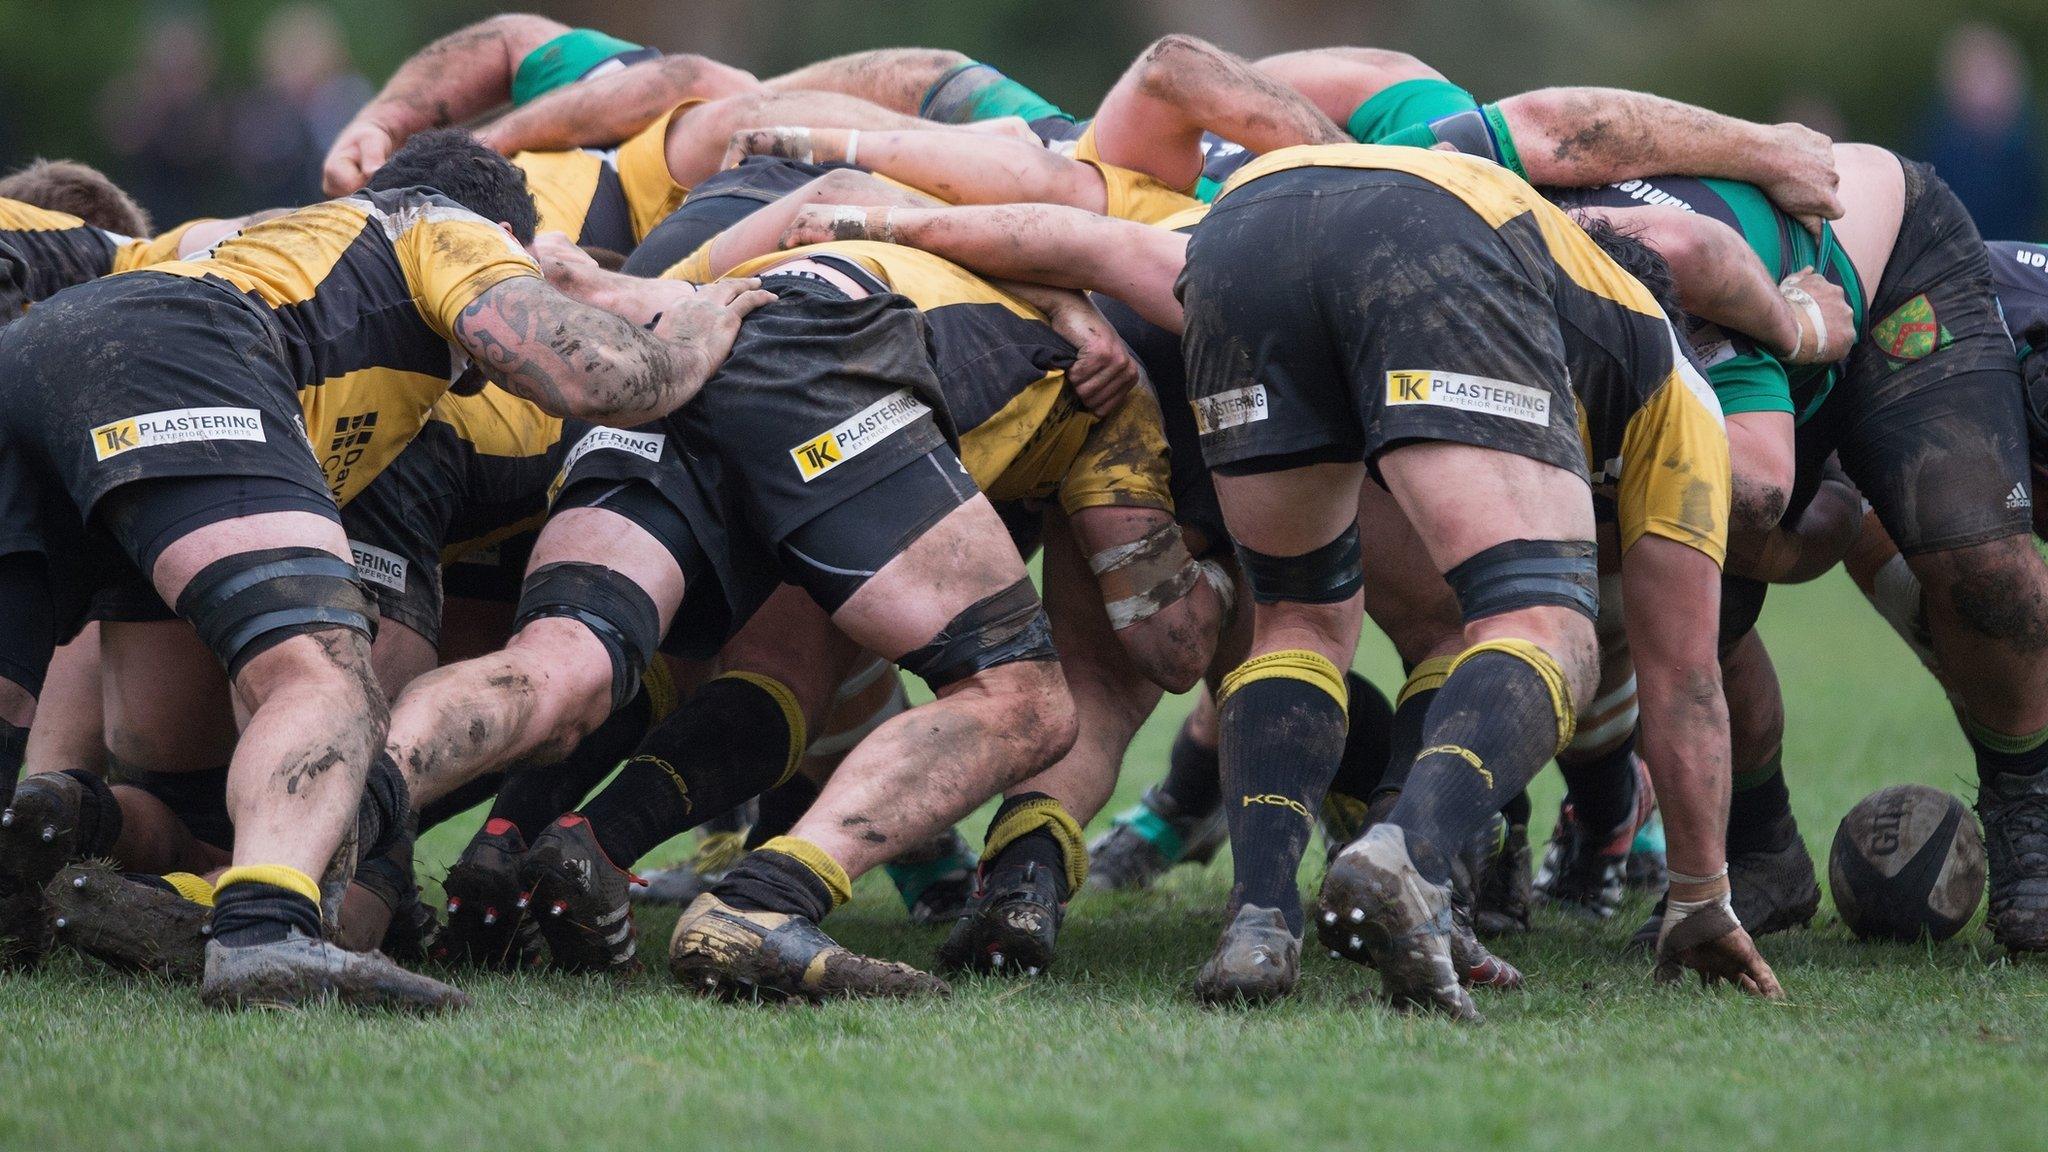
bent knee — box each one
[972,658,1080,772]
[1920,537,2048,650]
[502,617,622,752]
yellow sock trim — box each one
[642,657,681,724]
[720,671,808,786]
[163,872,215,908]
[1396,655,1456,709]
[984,797,1088,895]
[1217,649,1348,715]
[214,864,320,907]
[1449,638,1577,753]
[757,836,852,909]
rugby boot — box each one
[626,864,709,907]
[668,892,947,1002]
[430,819,542,971]
[936,855,1061,976]
[885,828,978,927]
[1320,814,1523,990]
[1319,824,1478,1021]
[1193,904,1300,1005]
[45,863,209,980]
[200,931,469,1013]
[1978,768,2048,953]
[520,815,640,976]
[0,773,101,967]
[1535,754,1656,920]
[1087,785,1225,891]
[1626,813,1669,892]
[1474,815,1533,937]
[1727,810,1821,936]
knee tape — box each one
[513,562,662,712]
[1233,524,1363,605]
[1444,539,1598,623]
[1450,638,1577,754]
[896,577,1056,691]
[1090,520,1205,629]
[1217,649,1349,714]
[1567,673,1638,757]
[173,548,376,677]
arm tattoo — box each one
[455,278,687,422]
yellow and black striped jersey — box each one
[1216,144,1730,563]
[425,385,569,559]
[136,186,541,505]
[717,240,1174,515]
[0,198,201,304]
[512,99,694,255]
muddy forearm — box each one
[1502,88,1777,187]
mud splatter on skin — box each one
[280,748,345,797]
[1945,550,2048,653]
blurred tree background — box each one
[1,0,2044,232]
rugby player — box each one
[780,158,1783,1012]
[322,14,758,194]
[357,230,1205,997]
[0,131,769,1008]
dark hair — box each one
[366,128,538,244]
[0,159,151,236]
[1577,214,1683,322]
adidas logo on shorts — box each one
[2007,482,2032,511]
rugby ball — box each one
[1828,784,1985,942]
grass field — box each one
[4,572,2046,1152]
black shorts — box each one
[0,273,328,528]
[1806,158,2030,555]
[1179,167,1583,480]
[341,419,564,647]
[551,276,974,643]
[622,157,852,278]
[684,273,952,545]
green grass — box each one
[5,572,2046,1151]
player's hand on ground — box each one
[1777,267,1856,363]
[1759,122,1843,233]
[1653,896,1786,1000]
[323,120,396,196]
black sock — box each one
[352,753,412,861]
[57,768,122,858]
[210,880,321,947]
[1965,717,2048,784]
[982,792,1071,898]
[1217,655,1349,933]
[578,673,804,870]
[1378,657,1452,798]
[1726,750,1793,856]
[1156,720,1222,815]
[745,773,821,849]
[714,847,834,921]
[1557,727,1639,839]
[0,723,24,807]
[1388,648,1571,885]
[487,685,656,841]
[1502,790,1532,828]
[1328,671,1394,804]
